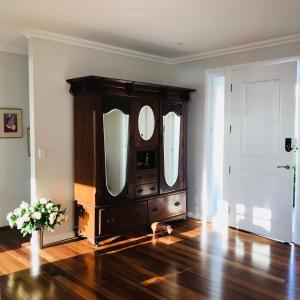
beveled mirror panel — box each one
[138,105,155,141]
[103,109,129,196]
[163,112,181,187]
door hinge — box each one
[229,166,231,174]
[230,84,233,92]
[229,125,232,133]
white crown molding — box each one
[0,44,27,55]
[169,32,300,64]
[22,29,300,65]
[23,28,169,64]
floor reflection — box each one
[0,220,299,299]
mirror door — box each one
[160,102,184,193]
[102,98,131,200]
[103,109,129,197]
[163,112,181,187]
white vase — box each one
[30,230,43,276]
[30,229,44,250]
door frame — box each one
[204,56,300,242]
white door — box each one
[229,61,297,242]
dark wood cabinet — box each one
[67,76,195,245]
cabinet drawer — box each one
[99,202,147,235]
[148,193,186,223]
[135,183,158,198]
[136,169,157,184]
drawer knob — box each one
[137,189,143,194]
[152,207,158,212]
[150,186,156,191]
[174,201,180,206]
[106,217,115,224]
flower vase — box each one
[31,229,44,250]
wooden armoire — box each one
[67,76,195,245]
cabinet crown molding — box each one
[67,76,195,101]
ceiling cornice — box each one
[22,29,300,65]
[23,28,169,64]
[169,32,300,64]
[0,44,27,55]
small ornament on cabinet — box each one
[151,222,173,238]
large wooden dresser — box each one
[67,76,195,245]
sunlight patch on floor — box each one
[179,228,200,238]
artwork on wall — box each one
[0,108,23,138]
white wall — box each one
[28,38,168,243]
[0,52,30,227]
[165,41,300,243]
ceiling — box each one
[1,0,300,59]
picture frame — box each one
[0,108,23,138]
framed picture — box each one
[0,108,23,138]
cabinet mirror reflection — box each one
[163,112,181,187]
[103,109,129,196]
[138,105,155,140]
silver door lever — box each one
[276,165,290,170]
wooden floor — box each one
[0,219,299,299]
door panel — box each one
[229,62,297,242]
[241,80,280,156]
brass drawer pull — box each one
[174,201,180,206]
[137,189,143,193]
[152,207,158,212]
[106,217,115,224]
[150,186,156,191]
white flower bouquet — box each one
[7,198,67,237]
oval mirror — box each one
[163,112,181,187]
[138,105,155,140]
[103,109,129,196]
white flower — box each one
[20,201,29,210]
[23,213,30,222]
[39,198,48,205]
[16,217,24,229]
[9,220,14,227]
[6,212,13,221]
[49,213,57,225]
[46,202,53,209]
[14,208,21,216]
[32,212,41,220]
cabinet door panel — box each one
[98,202,147,235]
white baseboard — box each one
[43,231,75,245]
[187,211,214,223]
[187,211,202,220]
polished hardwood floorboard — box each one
[0,219,299,299]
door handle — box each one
[276,165,290,170]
